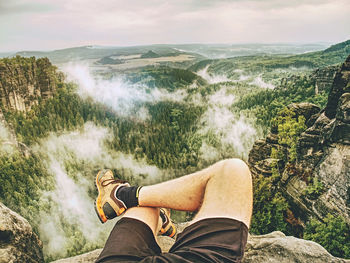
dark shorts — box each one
[96,217,248,263]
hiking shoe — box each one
[94,169,130,223]
[159,208,177,239]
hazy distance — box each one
[0,0,349,52]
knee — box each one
[219,158,251,182]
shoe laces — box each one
[101,178,127,187]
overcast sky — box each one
[0,0,349,52]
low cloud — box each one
[197,65,230,84]
[249,75,275,89]
[0,122,17,154]
[63,64,187,118]
[195,86,261,161]
[33,122,162,258]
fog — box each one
[64,64,187,117]
[0,122,17,154]
[191,86,261,161]
[33,122,162,258]
[249,75,275,89]
[33,62,262,259]
[197,65,230,84]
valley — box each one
[0,40,349,261]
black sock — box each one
[116,186,142,208]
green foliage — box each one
[3,83,205,172]
[304,214,350,258]
[273,107,306,162]
[0,153,53,233]
[191,39,350,77]
[2,49,349,260]
[303,177,324,200]
[0,56,60,89]
[127,66,207,91]
[250,173,289,235]
[234,75,325,130]
[270,146,285,161]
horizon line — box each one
[0,40,339,54]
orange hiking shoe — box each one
[94,169,130,223]
[159,208,177,239]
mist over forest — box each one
[1,40,350,261]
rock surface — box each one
[0,56,62,112]
[248,55,350,226]
[51,249,102,263]
[279,65,338,96]
[312,65,338,94]
[242,231,350,263]
[50,230,350,263]
[0,202,43,263]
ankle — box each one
[116,185,142,208]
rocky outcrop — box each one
[249,55,350,227]
[325,56,350,119]
[50,230,350,263]
[242,231,350,263]
[0,202,43,263]
[249,102,321,178]
[293,55,350,223]
[312,66,338,94]
[0,56,62,112]
[279,65,338,95]
[50,249,102,263]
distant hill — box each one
[141,50,161,58]
[189,39,350,74]
[96,56,124,65]
[14,45,190,64]
[324,39,350,53]
[11,42,330,65]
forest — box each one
[0,47,349,260]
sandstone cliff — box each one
[50,230,350,263]
[0,56,62,112]
[279,65,338,95]
[249,55,350,227]
[0,203,43,263]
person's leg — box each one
[96,158,252,262]
[96,207,163,263]
[139,158,253,227]
[122,207,161,236]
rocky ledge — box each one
[0,203,43,263]
[0,56,63,112]
[249,54,350,226]
[1,203,348,263]
[51,230,350,263]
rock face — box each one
[249,55,350,226]
[50,230,350,263]
[51,249,102,263]
[312,66,338,94]
[279,65,338,95]
[0,202,43,263]
[242,231,350,263]
[249,102,321,178]
[0,56,61,112]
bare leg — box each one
[139,158,253,227]
[123,207,162,236]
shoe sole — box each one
[95,170,108,223]
[160,208,177,238]
[161,223,177,238]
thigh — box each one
[192,159,253,228]
[96,218,161,263]
[152,218,248,263]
